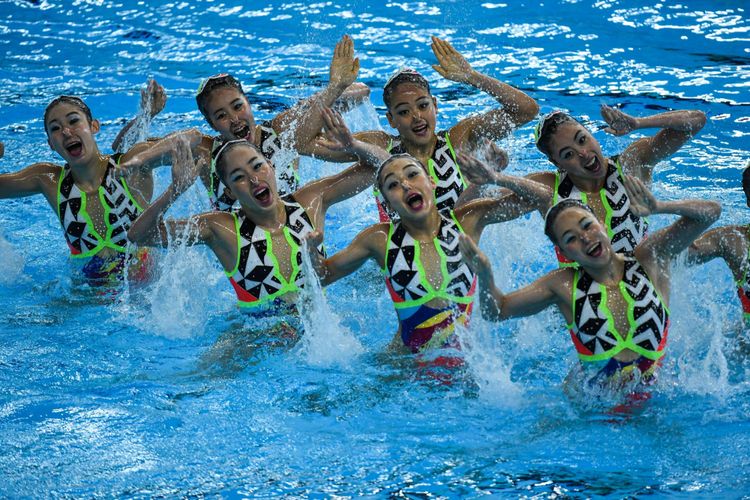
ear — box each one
[91,119,101,134]
[432,96,438,112]
[386,110,395,129]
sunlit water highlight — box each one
[0,0,749,496]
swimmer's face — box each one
[45,102,100,166]
[547,122,605,180]
[553,206,611,265]
[379,156,436,218]
[221,145,278,211]
[385,83,437,147]
[204,87,256,143]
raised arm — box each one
[296,108,389,213]
[270,34,360,154]
[455,151,552,234]
[127,138,207,247]
[118,127,204,174]
[601,105,706,182]
[112,79,168,153]
[305,224,385,286]
[432,36,538,151]
[0,162,59,201]
[628,176,721,267]
[459,234,564,321]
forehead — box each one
[45,102,85,123]
[205,87,247,112]
[553,207,595,237]
[390,82,431,103]
[547,121,585,147]
[380,157,423,179]
[225,144,264,164]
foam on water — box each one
[0,233,24,284]
[296,238,364,367]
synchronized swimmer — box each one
[0,33,741,396]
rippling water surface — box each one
[1,0,749,496]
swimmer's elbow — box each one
[703,200,722,224]
[688,110,707,133]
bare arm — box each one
[296,108,389,211]
[127,139,206,247]
[459,234,563,321]
[305,224,385,286]
[112,79,168,153]
[601,105,706,182]
[118,128,204,175]
[455,153,552,235]
[431,36,538,151]
[0,162,58,199]
[271,35,360,154]
[628,176,721,267]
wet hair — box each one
[534,111,577,159]
[382,69,431,109]
[742,162,750,195]
[43,96,93,136]
[195,74,245,126]
[543,199,595,247]
[214,139,265,184]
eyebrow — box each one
[47,112,81,125]
[557,128,584,158]
[394,95,430,110]
[560,216,588,241]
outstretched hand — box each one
[431,36,474,84]
[456,142,509,186]
[141,79,167,118]
[317,107,355,152]
[458,234,493,280]
[330,34,360,90]
[600,104,638,136]
[171,137,202,194]
[623,175,658,217]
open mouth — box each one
[65,141,83,157]
[584,155,602,174]
[406,192,424,211]
[586,242,603,257]
[412,123,429,136]
[232,124,251,141]
[253,185,272,205]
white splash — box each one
[0,233,24,284]
[296,239,364,366]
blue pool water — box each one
[1,0,749,496]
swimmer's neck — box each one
[401,209,441,242]
[566,155,611,193]
[401,134,438,164]
[581,252,625,287]
[239,198,286,231]
[70,153,108,192]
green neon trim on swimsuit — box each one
[568,268,669,362]
[227,212,302,309]
[384,213,474,310]
[225,212,243,277]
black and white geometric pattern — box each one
[58,155,141,255]
[229,195,321,300]
[556,157,646,255]
[572,257,667,356]
[385,213,475,301]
